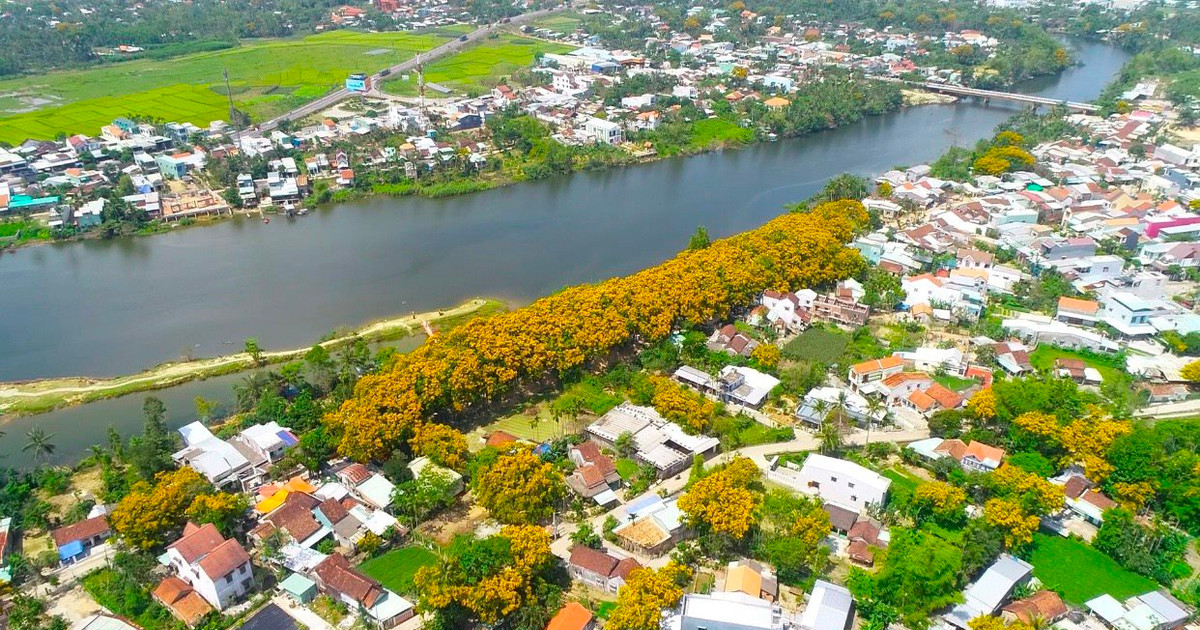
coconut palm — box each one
[23,428,56,465]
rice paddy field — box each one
[384,34,574,96]
[0,26,470,144]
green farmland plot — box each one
[384,34,574,96]
[0,27,469,143]
[358,546,438,595]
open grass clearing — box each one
[882,466,922,509]
[1029,533,1157,604]
[1028,345,1124,383]
[933,373,977,391]
[358,546,438,595]
[781,327,850,364]
[0,28,467,143]
[384,34,573,96]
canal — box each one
[0,39,1130,466]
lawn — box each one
[384,34,574,96]
[615,458,639,481]
[358,546,438,595]
[782,327,850,364]
[1028,345,1124,383]
[0,28,468,143]
[1029,533,1157,604]
[530,13,584,32]
[689,117,754,149]
[933,373,977,392]
[882,467,922,509]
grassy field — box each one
[782,327,850,364]
[882,466,922,509]
[0,27,469,143]
[384,34,573,96]
[1028,346,1124,383]
[689,117,754,148]
[1029,533,1157,603]
[530,13,585,32]
[358,546,438,595]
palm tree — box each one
[23,428,56,465]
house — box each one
[848,356,905,393]
[791,454,890,512]
[312,554,415,628]
[957,248,994,270]
[1057,474,1117,525]
[760,290,812,332]
[944,555,1034,628]
[904,383,965,416]
[52,515,111,565]
[566,443,621,505]
[587,403,719,478]
[708,324,759,357]
[153,576,215,627]
[940,439,1006,472]
[337,464,396,510]
[991,342,1034,374]
[1055,358,1103,384]
[811,295,870,327]
[670,591,791,630]
[799,580,854,630]
[279,573,319,604]
[1098,292,1159,338]
[253,492,329,549]
[724,559,778,602]
[613,494,686,557]
[1056,297,1101,326]
[715,365,781,409]
[1087,591,1191,630]
[173,422,260,490]
[162,523,253,612]
[546,602,595,630]
[234,421,298,465]
[1002,590,1068,625]
[793,387,879,430]
[567,545,640,593]
[584,117,623,145]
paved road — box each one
[257,7,566,132]
[549,425,930,568]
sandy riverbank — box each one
[0,298,500,419]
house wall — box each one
[795,464,886,512]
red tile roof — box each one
[486,431,519,448]
[154,576,214,626]
[338,463,372,486]
[52,515,110,548]
[850,356,904,375]
[314,553,384,608]
[168,523,224,563]
[569,545,620,577]
[1002,590,1068,624]
[197,539,251,581]
[925,383,964,410]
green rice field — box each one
[0,27,470,144]
[384,34,574,96]
[1029,533,1157,603]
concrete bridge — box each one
[921,82,1099,113]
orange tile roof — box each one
[924,383,963,410]
[154,576,214,626]
[1058,296,1100,314]
[850,356,904,375]
[545,602,594,630]
[935,438,967,460]
[907,389,936,411]
[881,372,933,388]
[965,441,1005,466]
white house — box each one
[944,555,1034,629]
[235,422,297,463]
[793,454,890,512]
[584,117,623,145]
[799,580,855,630]
[162,523,253,611]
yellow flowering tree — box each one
[912,481,968,526]
[678,457,762,539]
[607,563,691,630]
[473,448,565,525]
[984,498,1040,549]
[111,467,214,551]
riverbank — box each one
[0,297,503,419]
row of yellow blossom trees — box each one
[324,200,869,465]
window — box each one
[830,476,838,482]
[848,482,855,488]
[851,495,857,503]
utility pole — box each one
[223,67,243,149]
[417,53,426,115]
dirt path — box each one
[0,298,493,419]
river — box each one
[0,39,1129,466]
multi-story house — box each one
[162,523,253,611]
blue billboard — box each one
[346,73,369,92]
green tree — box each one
[570,522,603,549]
[688,225,711,250]
[22,428,56,466]
[244,337,263,364]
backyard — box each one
[1029,533,1157,603]
[0,27,469,143]
[358,546,438,595]
[1028,346,1125,383]
[383,34,574,96]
